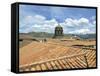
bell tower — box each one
[53,24,63,38]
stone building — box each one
[53,24,63,38]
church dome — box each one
[55,25,63,30]
[53,24,63,38]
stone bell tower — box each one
[53,24,63,38]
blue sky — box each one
[19,4,96,34]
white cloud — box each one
[60,17,95,34]
[69,28,95,34]
[24,15,46,24]
[20,15,58,33]
[64,17,89,27]
[65,18,78,27]
[78,18,89,25]
[69,29,90,34]
[20,14,96,34]
[69,29,95,34]
[93,21,96,25]
[34,15,46,20]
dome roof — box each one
[55,24,63,30]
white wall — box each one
[0,0,99,76]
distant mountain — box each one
[19,32,96,39]
[20,32,54,38]
[28,32,54,38]
[74,34,96,39]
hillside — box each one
[19,32,96,39]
